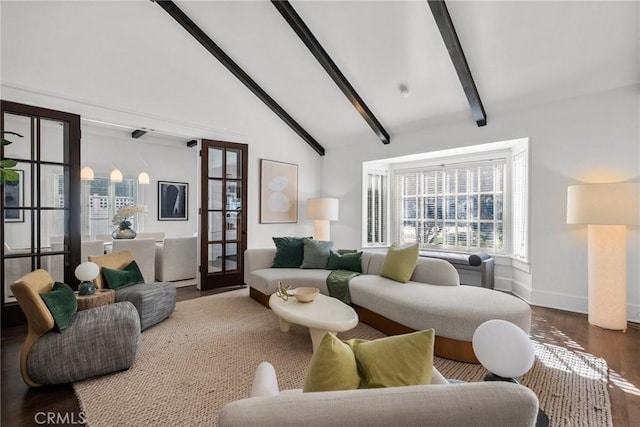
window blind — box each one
[394,160,506,253]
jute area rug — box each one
[74,288,612,427]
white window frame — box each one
[393,158,507,254]
[362,138,529,261]
[80,177,139,239]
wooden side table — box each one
[76,289,115,311]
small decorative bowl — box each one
[293,287,319,303]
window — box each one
[394,161,505,253]
[366,170,387,246]
[80,177,138,238]
[363,138,529,259]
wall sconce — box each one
[138,172,150,185]
[307,198,339,241]
[567,182,639,330]
[80,166,94,180]
[110,168,123,183]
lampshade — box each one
[138,171,150,185]
[110,168,123,183]
[567,182,639,225]
[80,166,94,180]
[472,319,535,379]
[307,198,339,221]
[74,262,100,282]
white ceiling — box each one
[1,0,638,152]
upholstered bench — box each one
[89,250,176,331]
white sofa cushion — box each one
[249,268,332,296]
[349,275,531,342]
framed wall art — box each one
[3,169,24,222]
[158,180,188,221]
[260,159,298,223]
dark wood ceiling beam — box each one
[427,0,487,127]
[154,0,325,156]
[272,0,390,145]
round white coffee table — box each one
[269,292,359,352]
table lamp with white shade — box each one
[472,319,546,426]
[307,198,339,241]
[567,182,639,331]
[472,319,535,383]
[75,262,100,296]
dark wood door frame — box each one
[200,139,248,290]
[1,100,81,327]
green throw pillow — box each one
[40,282,77,332]
[303,333,360,392]
[271,237,310,268]
[300,238,333,269]
[101,260,145,290]
[327,250,362,273]
[346,329,435,388]
[303,329,435,392]
[380,243,419,283]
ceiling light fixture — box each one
[138,172,150,185]
[399,84,410,98]
[110,168,123,183]
[80,166,94,180]
[131,129,148,139]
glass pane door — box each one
[201,140,247,290]
[1,101,80,326]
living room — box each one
[1,1,638,426]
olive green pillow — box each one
[101,260,145,290]
[346,329,435,388]
[380,243,419,283]
[300,238,333,269]
[327,250,362,273]
[271,237,309,268]
[303,333,360,392]
[40,282,77,332]
[303,329,435,392]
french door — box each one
[200,139,248,290]
[1,101,81,326]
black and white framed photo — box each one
[4,169,24,222]
[158,181,188,221]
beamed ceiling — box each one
[1,1,638,154]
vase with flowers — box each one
[111,205,147,239]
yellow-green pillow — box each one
[302,333,360,392]
[303,329,435,392]
[346,329,435,388]
[380,243,419,283]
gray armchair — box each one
[89,250,176,330]
[10,269,140,387]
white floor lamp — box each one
[567,182,639,331]
[307,198,339,241]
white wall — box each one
[1,84,323,249]
[82,124,199,237]
[323,85,640,322]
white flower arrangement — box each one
[112,204,147,229]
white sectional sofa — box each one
[219,361,539,427]
[245,248,532,362]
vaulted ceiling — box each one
[1,1,638,153]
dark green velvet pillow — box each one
[101,260,145,290]
[40,282,77,332]
[271,237,310,268]
[300,238,333,269]
[327,250,363,273]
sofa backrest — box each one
[363,252,459,286]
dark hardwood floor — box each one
[2,287,639,426]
